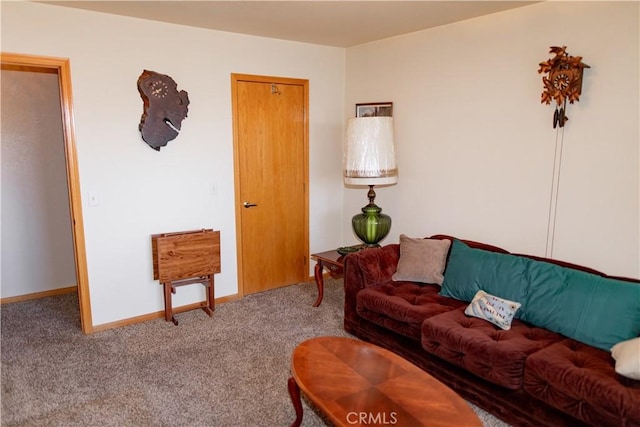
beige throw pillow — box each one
[392,235,451,285]
[611,337,640,380]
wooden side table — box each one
[309,250,345,307]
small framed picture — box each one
[355,102,393,118]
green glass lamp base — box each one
[352,203,391,247]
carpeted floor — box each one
[1,279,510,426]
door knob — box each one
[243,202,258,208]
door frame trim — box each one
[230,73,309,298]
[1,52,93,333]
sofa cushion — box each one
[422,309,564,389]
[356,281,465,340]
[524,339,640,427]
[464,290,521,330]
[439,239,528,305]
[392,235,451,285]
[519,261,640,351]
[440,239,640,351]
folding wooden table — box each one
[151,229,221,325]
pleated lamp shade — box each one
[343,117,398,186]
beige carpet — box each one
[1,279,510,426]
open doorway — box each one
[1,53,92,333]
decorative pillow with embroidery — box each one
[611,337,640,380]
[392,235,451,285]
[464,290,521,330]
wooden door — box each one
[231,74,309,296]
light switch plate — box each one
[88,191,99,206]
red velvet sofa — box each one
[343,235,640,427]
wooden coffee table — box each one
[288,336,482,427]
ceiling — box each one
[42,1,540,48]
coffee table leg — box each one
[288,377,303,427]
[312,261,324,307]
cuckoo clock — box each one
[538,46,590,128]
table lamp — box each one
[343,116,398,247]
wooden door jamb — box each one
[1,52,93,333]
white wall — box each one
[1,69,77,297]
[3,1,638,328]
[1,2,345,326]
[345,1,639,278]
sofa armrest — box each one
[344,244,400,289]
[343,244,400,327]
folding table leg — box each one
[202,275,215,317]
[163,282,178,325]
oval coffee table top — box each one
[290,336,482,427]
